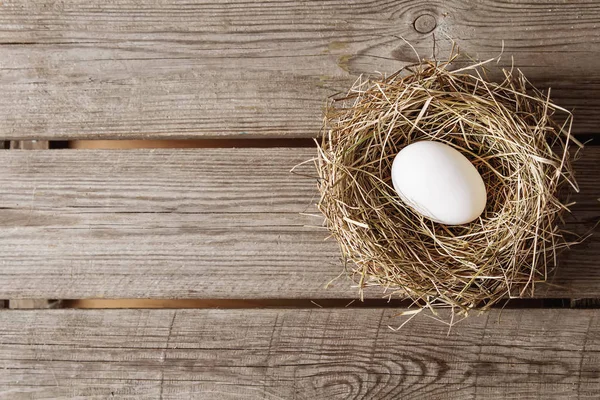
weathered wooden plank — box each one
[0,148,347,299]
[0,147,597,299]
[6,140,58,308]
[0,0,599,139]
[0,308,599,399]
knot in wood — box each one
[413,14,437,34]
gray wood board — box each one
[5,141,56,308]
[0,0,599,139]
[0,147,598,299]
[1,308,599,399]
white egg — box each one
[391,141,487,225]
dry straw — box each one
[316,47,582,315]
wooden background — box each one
[1,1,599,398]
[0,0,599,139]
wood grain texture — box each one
[6,140,56,308]
[0,148,347,299]
[1,308,600,399]
[0,0,599,139]
[0,147,598,299]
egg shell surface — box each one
[391,141,487,225]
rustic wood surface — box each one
[0,147,597,299]
[0,0,599,140]
[6,140,57,309]
[0,308,598,399]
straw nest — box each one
[317,51,582,314]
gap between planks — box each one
[0,136,596,150]
[2,298,599,309]
[69,138,317,149]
